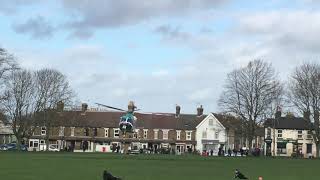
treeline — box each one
[0,47,75,150]
[218,59,320,157]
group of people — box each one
[202,147,262,157]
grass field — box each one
[0,152,319,180]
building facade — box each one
[29,105,240,154]
[264,112,317,158]
[0,121,15,145]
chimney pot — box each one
[82,103,88,112]
[176,105,181,118]
[275,106,282,118]
[197,105,204,116]
[57,101,64,112]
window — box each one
[40,140,45,144]
[70,127,75,136]
[277,142,287,154]
[307,144,312,154]
[143,129,148,139]
[215,132,219,139]
[307,131,312,139]
[154,129,158,139]
[104,128,109,137]
[209,119,213,126]
[134,129,139,139]
[93,128,98,137]
[84,128,89,136]
[59,127,65,136]
[202,130,207,139]
[176,130,181,140]
[163,130,169,140]
[298,130,303,139]
[267,128,271,138]
[277,129,282,138]
[186,131,192,140]
[114,128,120,138]
[41,127,46,136]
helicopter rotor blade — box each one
[95,103,126,112]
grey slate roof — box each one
[264,117,311,130]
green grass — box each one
[0,152,319,180]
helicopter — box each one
[95,101,139,134]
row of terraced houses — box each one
[28,103,261,155]
[2,103,318,158]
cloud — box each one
[154,24,191,42]
[0,0,40,15]
[61,0,228,37]
[12,16,55,39]
[237,11,320,54]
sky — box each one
[0,0,320,114]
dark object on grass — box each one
[103,170,122,180]
[234,169,248,179]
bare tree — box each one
[0,48,19,123]
[2,70,36,149]
[288,62,320,157]
[219,60,283,149]
[34,68,74,151]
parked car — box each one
[6,143,28,151]
[0,144,8,151]
[48,144,59,152]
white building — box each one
[196,113,227,155]
[264,113,317,158]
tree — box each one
[219,60,282,149]
[33,68,74,151]
[2,70,36,149]
[288,62,320,157]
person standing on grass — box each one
[228,148,232,156]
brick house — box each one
[29,104,241,154]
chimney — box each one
[57,101,64,112]
[82,103,88,112]
[197,105,204,116]
[275,106,282,118]
[175,105,181,118]
[303,111,310,120]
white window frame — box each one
[162,130,169,140]
[176,130,181,140]
[114,128,120,138]
[209,119,214,126]
[59,126,65,137]
[143,129,148,139]
[70,127,75,137]
[215,131,219,139]
[202,130,207,139]
[186,131,192,141]
[277,129,283,138]
[104,128,109,137]
[298,130,303,139]
[154,129,159,139]
[41,126,46,136]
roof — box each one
[45,111,207,130]
[264,117,311,130]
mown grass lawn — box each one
[0,152,319,180]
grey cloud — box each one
[61,0,228,37]
[154,25,191,41]
[12,16,55,39]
